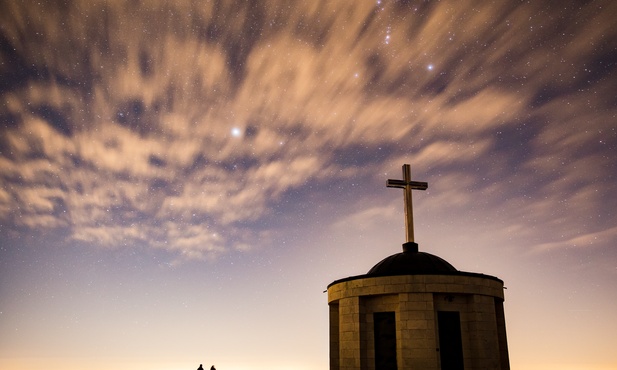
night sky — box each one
[1,1,616,369]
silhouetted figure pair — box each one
[197,364,215,370]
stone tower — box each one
[327,165,509,370]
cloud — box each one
[332,203,398,232]
[533,225,617,253]
[411,138,494,171]
[1,0,615,259]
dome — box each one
[367,242,457,276]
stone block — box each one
[401,301,428,310]
[425,283,447,291]
[406,319,429,329]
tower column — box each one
[338,296,366,370]
[398,292,440,370]
[330,303,340,370]
[467,294,501,369]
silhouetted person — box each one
[210,366,216,370]
[197,365,203,370]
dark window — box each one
[438,311,464,370]
[374,312,397,370]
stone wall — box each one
[328,274,508,370]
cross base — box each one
[402,242,419,253]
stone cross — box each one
[386,164,428,244]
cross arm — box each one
[386,179,428,190]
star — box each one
[231,127,242,137]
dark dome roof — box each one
[367,242,457,276]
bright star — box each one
[427,64,434,71]
[231,127,242,137]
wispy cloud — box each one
[533,225,617,253]
[1,0,615,258]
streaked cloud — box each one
[1,0,615,260]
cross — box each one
[386,164,428,244]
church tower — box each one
[327,165,509,370]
